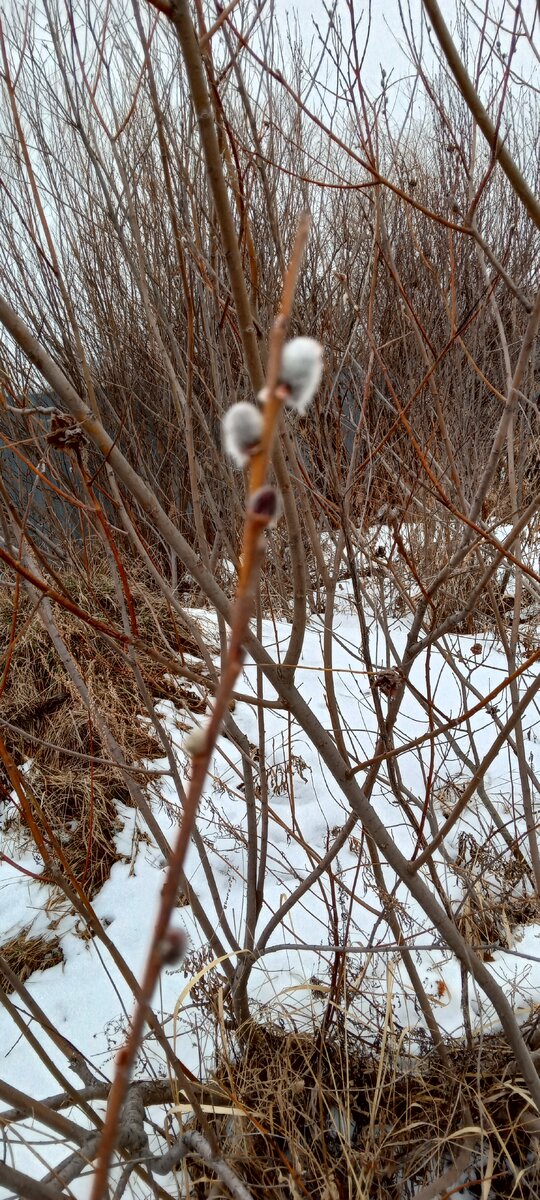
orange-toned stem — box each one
[89,213,311,1200]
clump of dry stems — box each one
[0,563,207,895]
[0,928,64,991]
[180,1022,540,1199]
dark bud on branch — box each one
[248,485,282,526]
[157,928,186,967]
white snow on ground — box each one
[1,581,540,1197]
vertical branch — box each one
[169,0,308,672]
[421,0,540,230]
[87,214,311,1200]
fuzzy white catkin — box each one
[259,337,324,415]
[183,726,206,757]
[222,402,263,468]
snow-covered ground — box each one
[2,580,540,1197]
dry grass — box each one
[0,563,210,896]
[454,830,540,961]
[185,1023,540,1199]
[0,927,64,990]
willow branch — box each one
[422,0,540,230]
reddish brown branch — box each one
[88,214,310,1200]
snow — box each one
[1,584,540,1197]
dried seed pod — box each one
[373,668,401,697]
[47,412,88,452]
[222,402,263,468]
[259,337,324,415]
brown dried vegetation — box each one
[0,568,206,894]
